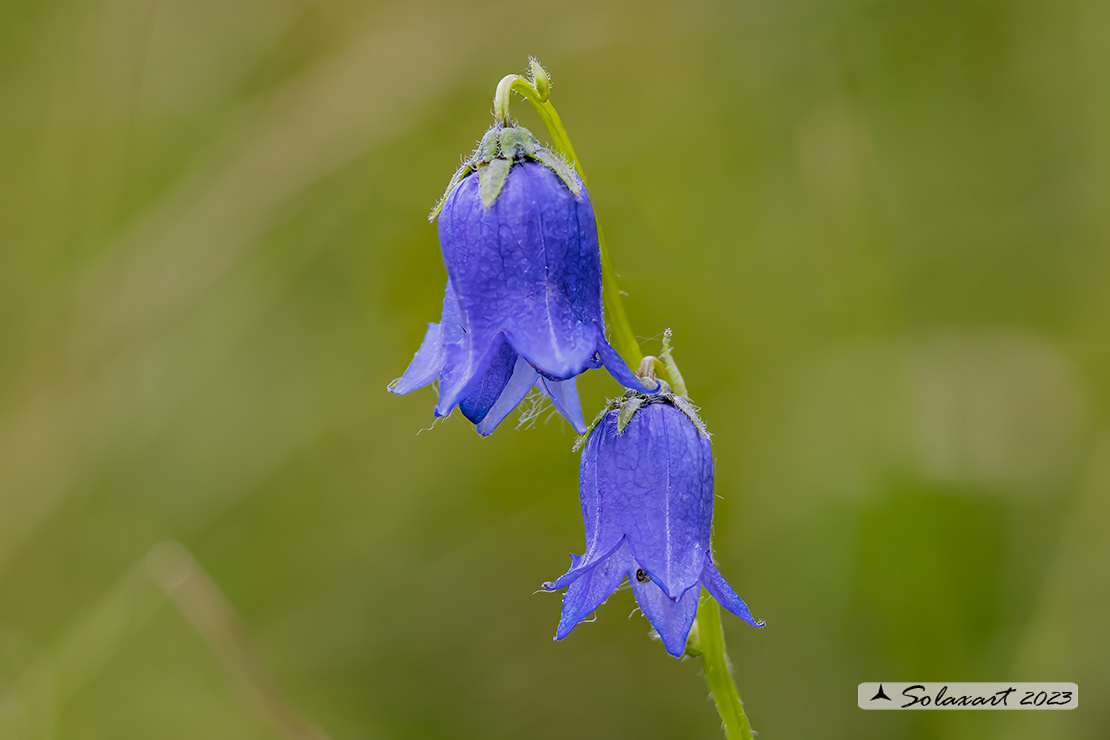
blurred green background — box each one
[2,0,1108,738]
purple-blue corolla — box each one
[544,386,763,657]
[391,126,648,436]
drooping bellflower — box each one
[391,126,649,435]
[544,384,764,657]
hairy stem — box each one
[659,328,688,396]
[697,595,754,739]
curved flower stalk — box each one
[544,384,763,657]
[391,126,650,436]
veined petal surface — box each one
[439,162,603,380]
[473,356,539,436]
[554,541,635,641]
[592,403,714,599]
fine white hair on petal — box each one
[415,414,449,436]
[515,387,552,430]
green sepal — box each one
[672,395,710,439]
[573,401,616,452]
[530,146,581,196]
[478,158,512,208]
[499,127,540,161]
[431,123,581,217]
[572,380,708,451]
[476,127,501,164]
[428,162,472,221]
[616,395,646,434]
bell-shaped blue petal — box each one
[537,376,586,434]
[545,394,763,657]
[610,403,714,599]
[630,571,701,658]
[391,280,464,396]
[554,542,634,641]
[549,403,711,597]
[473,355,540,436]
[702,556,763,628]
[457,338,518,425]
[390,322,444,396]
[439,161,603,380]
[393,140,650,436]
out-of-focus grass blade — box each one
[0,542,331,740]
[0,552,166,738]
[146,542,332,740]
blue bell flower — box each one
[391,126,650,436]
[544,385,763,657]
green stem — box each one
[659,328,688,397]
[493,73,641,366]
[696,595,754,739]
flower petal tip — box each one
[554,623,576,642]
[652,629,690,659]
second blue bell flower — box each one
[544,385,764,657]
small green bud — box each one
[684,619,703,657]
[529,57,550,101]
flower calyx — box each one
[574,378,709,452]
[430,124,580,220]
